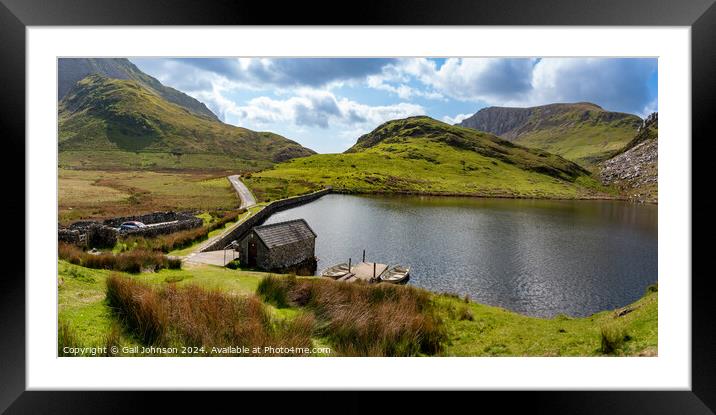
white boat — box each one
[379,265,410,284]
[320,263,352,279]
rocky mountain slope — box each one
[58,58,219,121]
[599,113,658,203]
[59,75,315,168]
[458,102,642,166]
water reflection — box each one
[264,194,658,317]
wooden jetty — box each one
[319,250,409,284]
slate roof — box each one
[252,219,317,249]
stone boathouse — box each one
[238,219,317,272]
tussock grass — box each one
[59,243,179,273]
[104,323,122,356]
[106,274,313,355]
[257,275,447,356]
[600,321,630,355]
[58,320,81,356]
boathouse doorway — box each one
[247,240,258,266]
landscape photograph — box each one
[57,57,658,357]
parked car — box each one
[118,221,147,231]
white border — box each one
[27,27,691,390]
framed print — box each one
[1,0,713,412]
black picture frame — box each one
[1,0,712,413]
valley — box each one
[55,57,659,358]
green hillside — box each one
[459,103,642,167]
[58,75,315,170]
[58,58,219,120]
[247,116,614,200]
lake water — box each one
[263,194,657,317]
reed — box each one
[105,274,313,355]
[256,275,447,356]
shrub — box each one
[256,275,447,356]
[225,259,241,270]
[167,256,182,270]
[646,284,658,294]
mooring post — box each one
[373,262,376,279]
[363,249,366,262]
[348,258,351,272]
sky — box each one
[132,58,658,154]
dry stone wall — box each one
[201,188,330,252]
[59,211,202,247]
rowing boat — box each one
[320,263,351,279]
[379,265,410,284]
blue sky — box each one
[132,58,658,154]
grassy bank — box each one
[58,260,657,357]
[248,140,616,202]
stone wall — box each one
[118,216,202,238]
[103,211,198,227]
[59,211,202,247]
[59,223,117,248]
[201,188,330,252]
[261,238,316,270]
[238,232,316,273]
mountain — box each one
[599,113,658,203]
[247,116,612,200]
[458,103,642,166]
[58,58,219,121]
[59,75,315,169]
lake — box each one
[263,194,658,317]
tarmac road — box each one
[227,175,256,208]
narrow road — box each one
[228,175,256,208]
[183,175,257,263]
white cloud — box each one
[228,89,425,131]
[366,74,444,100]
[387,58,657,115]
[441,113,472,125]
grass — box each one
[58,261,269,353]
[460,103,642,167]
[437,286,658,356]
[247,116,617,201]
[242,175,322,203]
[58,168,241,224]
[59,150,270,172]
[58,260,657,357]
[59,243,181,273]
[253,140,613,200]
[168,205,263,256]
[257,275,447,356]
[116,209,245,254]
[513,118,640,167]
[106,274,314,355]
